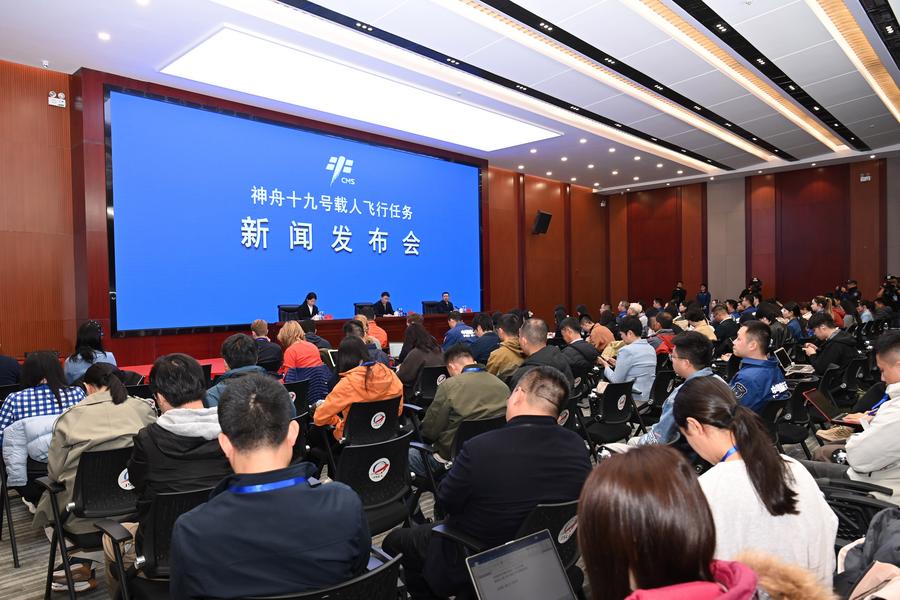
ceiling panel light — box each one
[97,31,111,41]
[571,177,577,181]
[561,156,568,161]
[517,165,525,169]
[805,0,900,123]
[546,171,553,176]
[634,156,641,161]
[588,164,595,169]
[529,148,537,153]
[612,170,619,175]
[677,170,683,174]
[593,182,600,186]
[656,163,663,168]
[608,148,616,153]
[579,138,587,143]
[633,176,640,181]
[625,0,846,152]
[431,0,775,162]
[161,27,560,152]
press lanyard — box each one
[720,445,739,463]
[228,476,307,494]
[361,361,376,367]
[868,394,891,416]
[462,366,484,373]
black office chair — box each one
[245,552,403,600]
[818,364,845,408]
[277,305,302,322]
[776,380,817,459]
[413,366,448,408]
[642,370,677,424]
[38,447,138,600]
[838,356,868,400]
[334,431,414,535]
[353,302,375,316]
[583,381,641,454]
[284,380,311,416]
[126,384,153,399]
[0,460,20,568]
[0,383,22,402]
[97,488,212,600]
[820,489,895,547]
[201,364,213,389]
[257,360,283,375]
[758,398,788,445]
[117,371,145,386]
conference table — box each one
[123,357,228,379]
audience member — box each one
[802,313,858,376]
[729,322,789,413]
[696,283,711,315]
[0,348,21,385]
[205,334,266,408]
[485,313,525,380]
[436,291,454,314]
[781,303,803,340]
[297,291,320,320]
[799,302,813,328]
[468,313,500,364]
[857,300,874,324]
[396,323,443,401]
[739,294,758,317]
[277,321,332,403]
[373,291,394,317]
[628,302,648,332]
[34,363,155,592]
[726,299,741,320]
[579,446,757,600]
[397,313,426,362]
[300,319,333,349]
[839,299,858,329]
[580,313,614,353]
[508,318,573,390]
[755,303,788,350]
[383,366,589,599]
[314,336,403,440]
[647,312,676,354]
[341,319,390,366]
[599,316,656,403]
[686,308,717,341]
[412,344,508,480]
[802,331,900,504]
[645,298,663,319]
[841,279,862,303]
[711,305,739,342]
[616,300,629,322]
[674,376,837,584]
[63,320,117,384]
[442,310,475,351]
[631,332,716,446]
[671,280,687,306]
[741,277,763,298]
[169,374,370,599]
[0,351,85,508]
[353,312,385,350]
[559,317,600,378]
[874,296,894,322]
[250,319,283,367]
[598,309,620,340]
[359,307,388,349]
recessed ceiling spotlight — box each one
[633,156,641,161]
[588,164,595,169]
[529,148,537,154]
[656,163,663,168]
[136,0,150,5]
[666,183,671,186]
[561,156,568,162]
[676,170,683,175]
[812,106,820,111]
[97,31,111,41]
[546,171,553,176]
[710,176,715,180]
[626,188,631,192]
[633,176,640,181]
[811,163,817,166]
[608,148,616,153]
[593,182,599,186]
[517,165,525,170]
[870,154,876,159]
[758,170,763,174]
[611,170,619,175]
[579,138,587,144]
[571,177,577,182]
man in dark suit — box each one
[508,318,574,390]
[250,319,283,366]
[373,291,395,318]
[558,316,599,379]
[435,291,454,314]
[383,366,591,599]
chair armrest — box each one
[432,524,487,554]
[404,403,425,415]
[409,441,436,456]
[35,476,64,494]
[371,546,393,564]
[816,477,893,497]
[95,519,134,544]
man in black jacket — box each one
[383,366,591,599]
[436,292,454,314]
[251,319,284,365]
[711,305,739,357]
[300,320,333,349]
[755,303,789,351]
[468,313,500,364]
[170,374,370,599]
[372,291,395,317]
[803,313,859,376]
[507,318,574,390]
[558,316,599,379]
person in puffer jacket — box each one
[2,413,57,504]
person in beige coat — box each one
[34,362,156,593]
[485,314,525,380]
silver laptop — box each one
[466,530,576,600]
[774,347,815,375]
[388,342,403,358]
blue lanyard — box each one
[228,476,307,495]
[720,445,739,463]
[462,366,484,373]
[361,361,376,367]
[868,393,891,416]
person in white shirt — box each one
[674,376,837,586]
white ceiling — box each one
[1,0,898,191]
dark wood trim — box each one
[774,172,782,299]
[675,185,684,284]
[517,173,526,309]
[480,169,491,311]
[604,195,611,306]
[879,159,888,279]
[701,182,709,286]
[564,183,573,312]
[744,176,753,285]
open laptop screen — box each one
[803,389,842,419]
[774,347,793,370]
[466,530,576,600]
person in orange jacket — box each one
[314,335,403,440]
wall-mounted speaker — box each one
[532,210,552,234]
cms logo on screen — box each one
[326,155,356,185]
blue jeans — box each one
[408,447,446,481]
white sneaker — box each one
[21,497,36,514]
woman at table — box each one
[297,292,320,320]
[63,320,117,384]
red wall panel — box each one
[680,183,707,296]
[608,194,629,306]
[849,159,886,297]
[523,176,566,322]
[746,175,777,298]
[627,187,681,304]
[570,186,608,315]
[486,168,522,312]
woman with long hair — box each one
[396,323,442,401]
[313,335,403,440]
[33,362,155,593]
[0,351,85,508]
[673,376,837,584]
[63,320,117,384]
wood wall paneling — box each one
[745,175,777,298]
[775,165,849,302]
[848,159,886,297]
[570,186,609,314]
[486,168,522,312]
[608,194,629,306]
[0,60,76,357]
[522,175,566,323]
[626,187,681,304]
[680,183,707,296]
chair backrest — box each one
[843,356,868,393]
[594,381,636,425]
[649,370,677,404]
[139,488,212,578]
[451,416,506,459]
[0,384,21,403]
[336,431,412,509]
[71,447,138,519]
[284,380,311,415]
[758,398,788,443]
[117,370,144,386]
[201,364,213,387]
[415,366,448,403]
[246,554,402,600]
[822,490,895,544]
[818,364,843,400]
[787,380,817,424]
[343,397,402,445]
[656,353,671,370]
[515,499,580,569]
[726,354,741,381]
[257,360,283,374]
[126,384,153,399]
[321,349,338,371]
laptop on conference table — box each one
[803,389,857,426]
[466,530,576,600]
[774,347,815,376]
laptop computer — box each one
[466,530,576,600]
[803,389,857,426]
[388,342,403,359]
[774,347,815,376]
